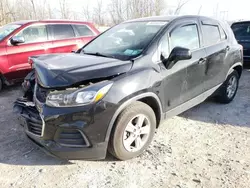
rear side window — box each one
[202,25,221,46]
[16,25,47,43]
[231,23,250,39]
[170,24,200,51]
[50,24,75,40]
[74,25,94,36]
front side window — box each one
[0,24,22,41]
[74,25,94,36]
[50,24,75,40]
[82,21,168,60]
[170,24,200,51]
[202,25,221,46]
[16,25,47,43]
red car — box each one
[0,20,99,91]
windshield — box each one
[231,22,250,40]
[82,21,167,60]
[0,24,21,41]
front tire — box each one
[216,70,239,104]
[108,101,156,160]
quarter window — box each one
[170,24,200,51]
[74,25,94,36]
[202,25,221,46]
[50,24,75,40]
[219,26,227,40]
[16,25,47,43]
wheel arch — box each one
[105,92,163,143]
[226,62,243,79]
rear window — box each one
[50,24,75,40]
[74,25,94,36]
[231,22,250,39]
[202,25,221,46]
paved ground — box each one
[0,69,250,188]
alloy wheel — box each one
[123,114,151,152]
[226,75,237,99]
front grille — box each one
[55,129,90,147]
[27,120,43,136]
[36,84,49,103]
[17,103,43,136]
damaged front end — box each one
[13,54,129,160]
[14,80,119,160]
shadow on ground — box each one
[179,69,250,128]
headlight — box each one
[46,81,113,107]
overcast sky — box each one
[178,0,250,20]
[50,0,250,21]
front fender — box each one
[104,92,163,143]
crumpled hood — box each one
[33,53,132,88]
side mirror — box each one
[10,36,25,45]
[162,47,192,69]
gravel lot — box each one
[0,69,250,188]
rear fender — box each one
[226,62,243,79]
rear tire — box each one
[216,70,239,104]
[108,101,156,160]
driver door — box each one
[6,24,52,81]
[158,20,207,112]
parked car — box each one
[231,20,250,63]
[14,16,243,160]
[0,20,99,91]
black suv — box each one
[14,16,243,160]
[231,21,250,63]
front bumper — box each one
[13,98,117,160]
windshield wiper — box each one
[83,52,115,59]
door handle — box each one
[198,58,207,65]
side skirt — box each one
[162,84,222,120]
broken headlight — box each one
[46,81,113,107]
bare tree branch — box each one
[30,0,37,19]
[174,0,190,15]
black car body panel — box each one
[14,16,243,160]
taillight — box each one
[239,44,243,60]
[28,57,34,67]
[240,44,243,50]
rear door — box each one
[72,24,97,48]
[200,19,228,91]
[231,22,250,61]
[6,24,51,80]
[48,24,78,53]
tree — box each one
[30,0,37,19]
[174,0,190,15]
[92,0,105,25]
[59,0,71,19]
[82,4,92,21]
